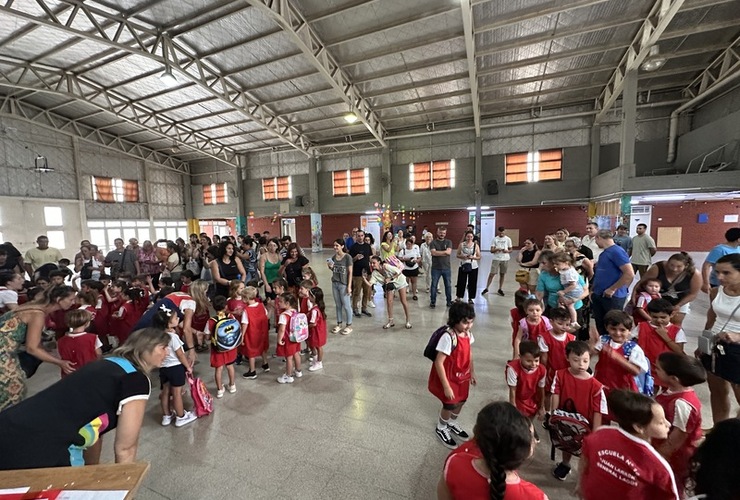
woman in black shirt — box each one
[280,243,310,295]
[211,240,246,298]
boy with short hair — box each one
[654,352,706,496]
[550,340,607,481]
[179,270,195,293]
[538,307,576,408]
[634,298,686,390]
[506,340,546,441]
[513,297,552,359]
[590,310,649,394]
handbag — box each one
[460,262,473,273]
[382,282,396,292]
[698,300,740,356]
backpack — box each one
[288,310,309,343]
[423,326,458,361]
[80,260,93,280]
[188,372,213,417]
[548,399,591,458]
[211,314,243,352]
[622,339,655,397]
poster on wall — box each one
[310,213,322,253]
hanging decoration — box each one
[271,211,278,225]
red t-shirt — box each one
[636,323,683,387]
[57,332,100,377]
[581,427,679,500]
[551,369,607,424]
[443,440,547,500]
[505,360,546,417]
[227,297,246,317]
[307,304,327,349]
[654,389,702,490]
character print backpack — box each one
[188,373,213,417]
[288,310,309,343]
[211,314,243,352]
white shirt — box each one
[506,363,546,388]
[581,235,603,262]
[491,236,512,261]
[435,331,475,355]
[398,245,421,270]
[240,302,268,325]
[0,288,18,309]
[161,331,184,368]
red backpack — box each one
[188,373,213,417]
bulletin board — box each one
[507,229,520,247]
[657,227,682,248]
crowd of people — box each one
[0,224,738,500]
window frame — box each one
[91,176,139,203]
[203,182,229,205]
[332,168,369,197]
[262,176,292,201]
[409,160,455,192]
[504,148,563,185]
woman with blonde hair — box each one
[0,327,170,469]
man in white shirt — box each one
[581,222,602,263]
[483,227,512,296]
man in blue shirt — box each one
[701,227,740,293]
[591,229,635,336]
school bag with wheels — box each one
[547,399,591,459]
[187,373,213,417]
[211,314,243,351]
[423,326,458,361]
[288,310,309,343]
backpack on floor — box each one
[548,399,591,459]
[423,326,458,362]
[288,310,309,343]
[188,373,213,417]
[211,314,243,352]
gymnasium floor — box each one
[26,250,726,499]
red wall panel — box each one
[295,215,311,249]
[247,217,279,239]
[496,205,590,246]
[650,200,740,251]
[321,214,364,246]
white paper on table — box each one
[58,491,128,500]
[0,488,30,494]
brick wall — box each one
[650,200,740,251]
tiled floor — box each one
[26,250,730,499]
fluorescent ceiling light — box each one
[160,68,177,86]
[344,112,358,124]
[641,45,666,72]
[640,194,687,202]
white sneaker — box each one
[216,387,225,398]
[228,384,236,394]
[368,301,376,308]
[331,325,343,334]
[277,374,294,384]
[294,370,303,378]
[161,414,173,426]
[174,410,197,428]
[308,361,323,371]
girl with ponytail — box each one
[437,401,546,500]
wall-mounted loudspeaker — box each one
[486,180,499,195]
[295,195,304,207]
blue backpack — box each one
[212,314,243,352]
[601,335,654,396]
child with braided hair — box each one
[437,401,547,500]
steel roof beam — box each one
[341,31,463,68]
[0,56,240,167]
[355,52,468,85]
[594,0,686,122]
[245,0,387,147]
[476,0,611,34]
[0,94,188,173]
[461,0,480,136]
[0,1,312,155]
[478,64,615,92]
[683,34,740,99]
[305,0,381,23]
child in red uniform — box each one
[513,298,551,359]
[590,310,648,395]
[634,299,686,391]
[205,295,238,398]
[509,289,529,348]
[275,292,302,384]
[227,280,246,317]
[307,286,327,372]
[629,277,662,324]
[550,341,607,481]
[109,287,144,345]
[103,280,126,345]
[57,309,101,378]
[537,307,576,409]
[240,286,270,380]
[178,270,195,294]
[653,352,706,495]
[297,280,313,356]
[506,341,546,442]
[429,302,477,449]
[438,402,547,500]
[130,276,150,317]
[579,390,677,500]
[271,279,288,333]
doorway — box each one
[629,206,652,237]
[282,218,296,242]
[480,212,496,251]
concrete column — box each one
[590,125,601,180]
[71,137,88,239]
[381,146,391,208]
[235,156,247,234]
[142,160,154,225]
[474,137,482,233]
[182,166,194,221]
[308,155,319,213]
[619,69,638,167]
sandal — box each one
[405,322,412,329]
[383,320,395,329]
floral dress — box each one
[0,309,39,411]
